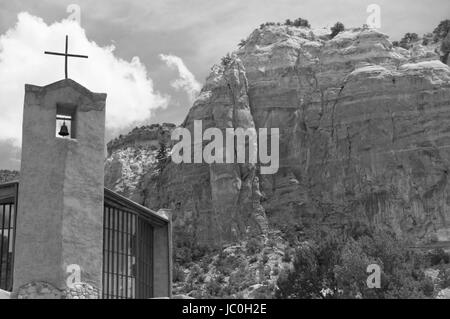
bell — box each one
[58,121,69,137]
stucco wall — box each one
[13,79,106,295]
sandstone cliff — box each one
[105,25,450,250]
[104,123,175,202]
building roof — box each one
[0,181,169,226]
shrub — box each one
[262,251,270,264]
[441,33,450,64]
[238,39,247,48]
[284,18,310,28]
[246,237,264,255]
[259,22,276,29]
[399,33,419,49]
[330,22,345,39]
[433,19,450,42]
[429,248,450,266]
[276,228,435,299]
[437,267,450,289]
[282,246,293,262]
[221,53,232,67]
[173,264,185,282]
[293,18,310,28]
[206,279,223,297]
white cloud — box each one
[160,54,201,103]
[0,12,169,147]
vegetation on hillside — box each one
[330,22,345,39]
[259,17,311,30]
[433,19,450,42]
[275,227,443,299]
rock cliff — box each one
[105,25,450,250]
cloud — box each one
[0,139,20,170]
[160,54,201,103]
[0,12,169,148]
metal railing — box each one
[0,182,18,292]
[103,189,158,299]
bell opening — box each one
[56,103,77,139]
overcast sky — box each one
[0,0,449,170]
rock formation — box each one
[105,25,450,250]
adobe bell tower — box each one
[12,78,107,298]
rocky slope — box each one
[105,25,450,249]
[102,23,450,298]
[104,123,175,203]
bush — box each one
[246,237,264,255]
[399,33,419,49]
[282,246,293,262]
[441,34,450,64]
[330,22,345,39]
[429,248,450,266]
[437,267,450,289]
[284,18,310,28]
[276,228,435,299]
[173,264,185,282]
[221,53,232,67]
[206,279,223,297]
[433,19,450,42]
[259,22,276,29]
[238,39,247,48]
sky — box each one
[0,0,449,170]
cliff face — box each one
[105,26,450,248]
[104,123,175,202]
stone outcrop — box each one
[104,123,175,202]
[105,25,450,249]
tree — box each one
[441,32,450,64]
[284,18,310,28]
[221,53,232,67]
[155,142,169,175]
[330,22,345,39]
[433,19,450,42]
[238,39,247,48]
[293,18,311,28]
[399,33,419,49]
[276,227,435,299]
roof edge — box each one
[104,187,169,224]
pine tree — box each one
[155,142,169,175]
[330,22,345,39]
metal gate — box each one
[103,192,154,299]
[0,182,18,292]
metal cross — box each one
[44,35,88,79]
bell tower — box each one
[12,79,107,298]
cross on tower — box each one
[45,35,88,79]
